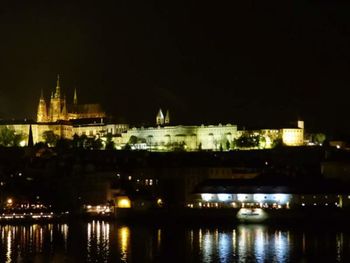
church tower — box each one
[73,88,78,105]
[61,94,68,119]
[165,110,170,125]
[51,74,62,121]
[48,74,69,122]
[49,91,53,121]
[36,89,48,122]
[156,109,164,125]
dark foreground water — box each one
[0,221,350,262]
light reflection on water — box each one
[0,224,69,262]
[0,222,350,262]
[118,226,130,262]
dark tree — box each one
[0,126,23,146]
[105,133,115,150]
[42,130,59,147]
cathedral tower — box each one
[73,88,78,105]
[156,109,164,125]
[37,75,106,123]
[61,94,68,119]
[51,75,62,121]
[36,89,48,122]
[49,74,69,122]
[165,110,170,125]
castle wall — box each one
[282,128,304,146]
[120,124,238,151]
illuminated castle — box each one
[0,75,305,149]
[37,75,106,122]
[119,109,305,150]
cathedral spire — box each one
[165,109,170,125]
[37,89,47,122]
[73,88,78,105]
[156,108,164,125]
[55,74,61,98]
[62,94,67,118]
[57,74,60,87]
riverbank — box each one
[96,207,350,224]
[3,207,350,225]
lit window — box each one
[218,194,231,202]
[253,194,265,202]
[237,194,247,202]
[201,194,213,201]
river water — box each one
[0,221,349,262]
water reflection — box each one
[6,228,11,263]
[118,226,130,262]
[0,224,68,262]
[0,222,350,262]
[87,220,111,262]
[194,226,286,262]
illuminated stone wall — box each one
[0,123,73,146]
[281,128,304,146]
[0,119,304,149]
[72,123,129,137]
[0,122,129,146]
[120,124,238,151]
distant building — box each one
[237,120,305,148]
[281,120,304,146]
[188,178,350,209]
[120,109,238,151]
[117,110,305,151]
[0,120,73,145]
[37,75,106,123]
[0,77,306,149]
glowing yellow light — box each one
[117,197,131,208]
[7,198,13,205]
[19,140,26,147]
[157,198,163,207]
[119,227,130,261]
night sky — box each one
[0,1,350,136]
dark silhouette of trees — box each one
[42,131,59,147]
[0,126,24,147]
[234,133,260,148]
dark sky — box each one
[0,1,350,135]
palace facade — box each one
[116,109,304,150]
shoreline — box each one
[2,207,350,225]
